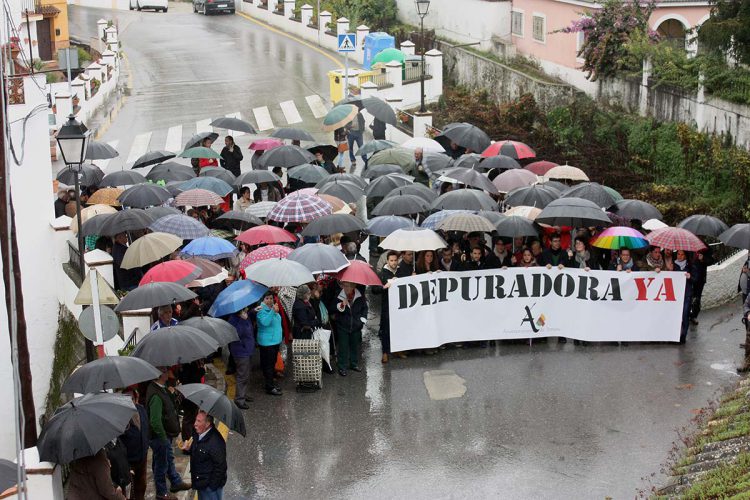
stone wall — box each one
[703,250,746,309]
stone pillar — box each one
[639,57,651,116]
[400,40,415,56]
[284,0,294,17]
[86,63,102,84]
[385,60,402,95]
[413,112,433,138]
[357,25,369,54]
[301,4,312,25]
[268,0,278,12]
[385,97,403,141]
[54,92,72,125]
[695,72,706,131]
[425,49,443,102]
[101,50,116,73]
[360,80,377,98]
[319,10,332,33]
[336,17,349,35]
[97,19,108,40]
[104,26,118,44]
[71,80,85,109]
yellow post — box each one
[328,70,343,103]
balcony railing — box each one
[404,61,431,83]
[68,240,83,281]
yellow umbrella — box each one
[87,187,123,207]
[69,204,118,234]
[121,232,182,270]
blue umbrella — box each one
[421,210,474,230]
[366,216,415,237]
[209,280,268,317]
[178,177,233,196]
[150,214,210,240]
[181,236,238,260]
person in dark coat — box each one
[54,187,69,218]
[438,247,460,272]
[253,182,283,202]
[538,233,570,268]
[372,251,399,363]
[566,236,595,270]
[292,284,320,339]
[120,387,150,500]
[610,248,639,272]
[182,411,227,500]
[330,281,368,376]
[177,360,205,442]
[105,438,131,493]
[690,248,712,324]
[220,136,243,177]
[460,246,489,271]
[673,249,695,343]
[66,448,126,500]
[228,309,255,410]
[396,251,415,277]
[370,118,386,140]
[112,232,143,291]
[486,238,513,268]
[312,151,336,175]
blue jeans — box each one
[198,487,224,500]
[347,130,364,162]
[150,437,183,496]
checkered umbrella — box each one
[421,210,473,230]
[267,192,332,223]
[175,188,225,207]
[246,201,277,218]
[645,227,707,252]
[240,244,293,269]
[437,213,495,233]
[150,214,210,240]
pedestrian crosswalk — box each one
[98,94,334,172]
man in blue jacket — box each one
[183,411,227,500]
[228,308,255,409]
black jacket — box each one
[461,259,489,271]
[539,247,570,267]
[329,289,368,335]
[189,426,227,491]
[372,265,398,317]
[396,260,415,278]
[292,298,320,339]
[120,403,149,464]
[370,118,386,140]
[220,146,243,177]
[105,438,130,489]
[112,242,143,291]
[438,257,460,272]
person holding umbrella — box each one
[330,281,368,376]
[292,284,321,340]
[120,387,150,500]
[228,308,255,410]
[256,291,284,396]
[67,448,127,500]
[372,251,400,364]
[182,411,227,500]
[220,136,243,177]
[610,248,639,272]
[312,151,337,175]
[346,112,366,172]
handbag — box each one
[337,142,349,153]
[275,351,285,372]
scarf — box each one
[574,250,590,269]
[646,253,664,269]
[619,258,634,271]
[674,259,687,271]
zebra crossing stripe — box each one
[252,106,274,131]
[280,100,302,125]
[225,112,245,137]
[164,125,182,153]
[305,95,328,119]
[126,132,152,165]
[196,119,212,134]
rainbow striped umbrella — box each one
[591,226,648,250]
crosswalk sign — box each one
[337,33,356,53]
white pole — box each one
[344,52,349,98]
[90,269,104,357]
[66,48,73,94]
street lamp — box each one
[415,0,431,113]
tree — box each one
[698,0,750,65]
[358,0,398,31]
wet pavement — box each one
[223,298,746,499]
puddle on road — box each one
[423,370,467,400]
[710,362,741,375]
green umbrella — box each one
[368,147,416,173]
[322,104,358,132]
[602,185,623,203]
[358,139,397,157]
[372,48,405,66]
[178,147,221,159]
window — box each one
[532,15,545,43]
[511,11,524,37]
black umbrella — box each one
[57,163,104,187]
[477,210,505,225]
[185,132,219,150]
[288,163,330,184]
[270,128,316,142]
[719,224,750,249]
[61,356,161,393]
[90,209,155,236]
[145,206,181,220]
[537,197,612,227]
[200,166,237,185]
[131,326,219,366]
[385,184,438,203]
[677,214,728,238]
[301,213,366,236]
[258,145,315,168]
[338,96,397,125]
[235,170,281,187]
[422,152,453,174]
[439,167,498,194]
[561,182,617,209]
[357,140,397,158]
[115,282,197,312]
[452,153,483,171]
[372,194,430,216]
[479,155,521,171]
[431,189,498,211]
[132,150,176,170]
[537,180,567,193]
[317,180,365,203]
[176,383,246,437]
[494,215,539,237]
[365,174,413,198]
[100,170,147,187]
[363,163,403,179]
[504,184,559,208]
[86,141,119,161]
[146,162,195,182]
[37,393,136,464]
[0,459,17,492]
[316,173,367,190]
[118,183,172,208]
[612,199,662,221]
[181,316,240,346]
[367,215,416,236]
[210,117,257,134]
[435,122,491,153]
[213,211,263,231]
[307,144,338,162]
[165,182,185,197]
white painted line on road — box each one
[253,106,274,131]
[196,119,212,134]
[97,140,119,171]
[280,100,303,125]
[164,125,182,153]
[225,112,245,137]
[305,95,328,119]
[126,132,152,165]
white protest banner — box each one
[388,267,686,351]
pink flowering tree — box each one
[557,0,658,81]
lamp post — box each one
[416,0,431,113]
[56,115,95,361]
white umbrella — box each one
[642,218,669,231]
[544,164,589,182]
[246,201,277,219]
[244,258,315,287]
[401,137,445,154]
[380,228,447,252]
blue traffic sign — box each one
[337,33,356,53]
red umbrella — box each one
[140,261,202,286]
[525,160,558,176]
[249,138,283,151]
[236,225,296,247]
[481,140,536,160]
[645,227,707,252]
[240,244,293,269]
[336,260,382,286]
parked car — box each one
[129,0,168,11]
[193,0,235,15]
